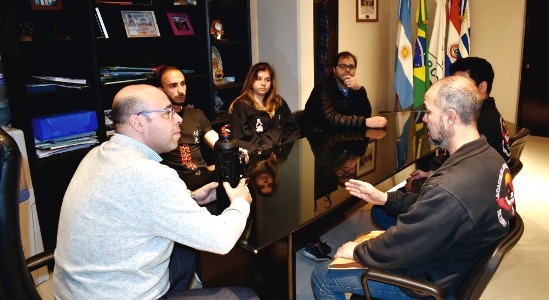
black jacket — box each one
[229,98,300,154]
[478,97,511,163]
[354,136,515,298]
[300,74,373,136]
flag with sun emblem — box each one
[394,0,414,110]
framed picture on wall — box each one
[356,0,378,22]
[121,11,160,38]
[356,140,377,176]
[30,0,63,10]
[167,13,195,36]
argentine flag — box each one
[394,0,414,110]
[459,0,471,58]
[427,0,446,84]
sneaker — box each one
[318,239,332,254]
[302,240,332,262]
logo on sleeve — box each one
[495,164,515,214]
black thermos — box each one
[214,124,243,213]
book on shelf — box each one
[328,230,384,270]
[27,77,88,90]
[94,7,109,39]
[103,66,156,72]
[26,83,58,94]
[31,76,87,85]
[99,66,155,85]
[95,0,132,4]
[173,0,197,5]
[101,77,150,85]
[35,133,99,158]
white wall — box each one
[253,0,313,112]
[338,0,396,115]
[252,0,525,122]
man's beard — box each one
[170,94,186,105]
[429,116,449,149]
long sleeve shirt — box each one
[53,134,250,300]
[353,136,515,298]
[229,97,301,154]
[301,74,373,136]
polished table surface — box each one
[202,111,438,299]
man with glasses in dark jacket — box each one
[300,51,387,137]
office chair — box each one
[292,109,304,122]
[292,109,305,137]
[0,126,52,300]
[508,127,530,178]
[508,127,530,159]
[0,127,259,299]
[351,213,524,300]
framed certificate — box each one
[30,0,63,10]
[121,11,160,38]
[356,140,376,176]
[356,0,378,22]
[167,13,195,36]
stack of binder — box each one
[99,66,156,85]
[32,110,99,158]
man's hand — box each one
[365,116,388,128]
[334,241,359,259]
[239,147,250,165]
[223,178,252,204]
[404,169,430,192]
[343,75,361,90]
[344,179,387,205]
[193,182,219,205]
[365,128,387,139]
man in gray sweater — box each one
[53,84,256,299]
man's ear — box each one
[445,109,457,125]
[129,115,144,131]
[478,81,488,94]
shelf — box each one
[211,39,247,46]
[2,0,251,251]
[214,81,243,91]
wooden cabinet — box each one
[0,0,251,251]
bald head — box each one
[111,84,167,130]
[109,84,182,154]
[427,76,482,126]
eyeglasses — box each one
[137,105,182,119]
[336,64,356,71]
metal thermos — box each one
[214,124,243,214]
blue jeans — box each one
[168,243,198,291]
[370,205,397,230]
[311,261,416,299]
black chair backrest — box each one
[456,213,524,300]
[292,109,305,137]
[508,156,523,178]
[509,127,530,160]
[292,109,304,123]
[0,127,42,300]
[351,214,525,300]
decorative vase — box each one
[20,34,32,42]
